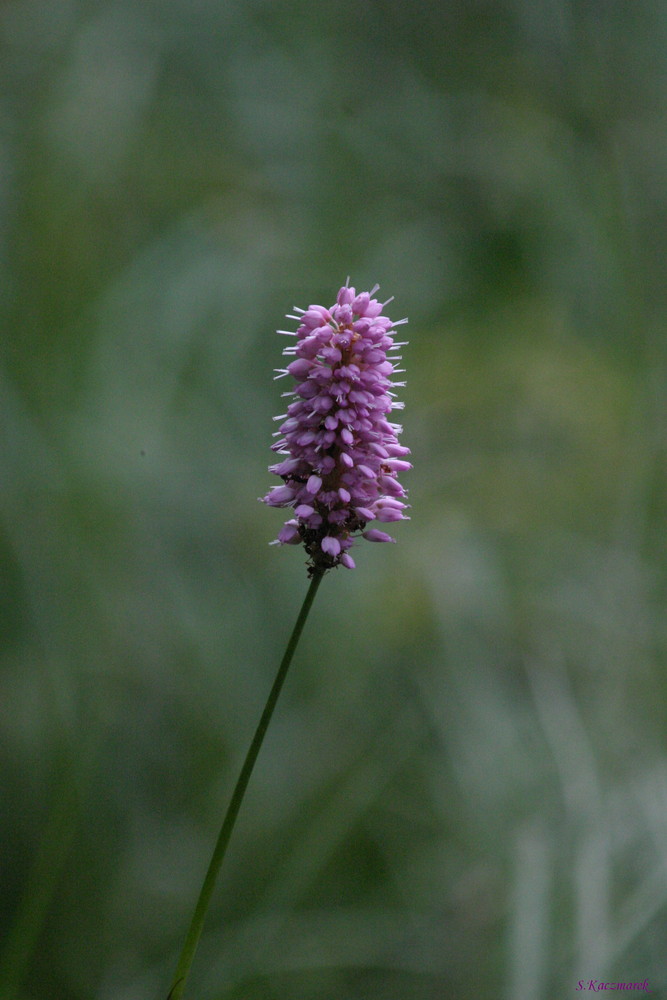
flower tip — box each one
[321,536,341,557]
[337,285,355,306]
[278,522,301,545]
[352,292,370,315]
[362,529,396,544]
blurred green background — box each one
[2,1,667,998]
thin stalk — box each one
[167,567,326,1000]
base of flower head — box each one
[306,534,356,573]
[268,499,407,571]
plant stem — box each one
[167,567,326,1000]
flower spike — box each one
[262,282,411,572]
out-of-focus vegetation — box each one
[1,2,666,998]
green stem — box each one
[167,567,326,1000]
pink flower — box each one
[262,281,410,571]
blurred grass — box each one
[1,1,667,998]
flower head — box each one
[262,281,411,572]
